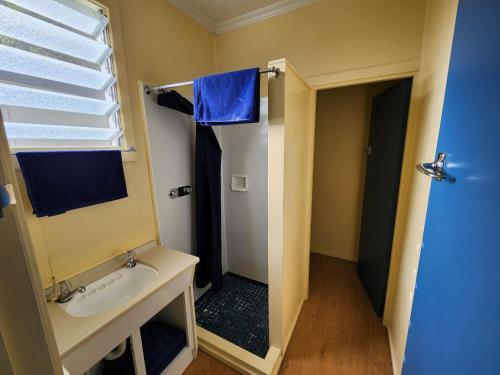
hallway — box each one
[185,253,392,374]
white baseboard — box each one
[388,330,400,375]
[266,346,283,375]
[197,326,280,375]
[282,298,305,353]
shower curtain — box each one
[195,124,222,290]
[157,91,223,290]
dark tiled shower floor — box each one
[195,272,269,358]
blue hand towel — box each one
[194,67,260,125]
[17,150,128,217]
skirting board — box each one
[197,326,281,375]
[282,298,305,353]
[388,331,400,375]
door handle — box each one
[416,153,456,182]
[0,184,16,218]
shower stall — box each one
[139,59,315,374]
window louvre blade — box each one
[0,4,111,64]
[0,44,115,91]
[0,83,118,116]
[5,122,123,141]
[5,0,109,36]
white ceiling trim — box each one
[215,0,320,34]
[168,0,320,35]
[169,0,216,33]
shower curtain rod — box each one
[143,66,281,95]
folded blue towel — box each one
[194,67,260,125]
[103,321,186,375]
[17,150,128,217]
[141,321,186,375]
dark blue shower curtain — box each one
[195,123,222,289]
[157,91,223,290]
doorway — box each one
[310,78,412,316]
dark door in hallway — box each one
[357,79,412,316]
[404,1,500,373]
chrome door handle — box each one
[416,153,456,182]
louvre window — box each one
[0,0,123,150]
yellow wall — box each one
[384,1,458,373]
[215,0,427,95]
[1,118,62,375]
[25,0,216,286]
[311,85,369,261]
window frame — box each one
[3,0,136,159]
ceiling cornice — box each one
[169,0,216,33]
[169,0,320,35]
[216,0,319,34]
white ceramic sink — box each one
[58,263,158,318]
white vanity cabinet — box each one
[48,247,199,375]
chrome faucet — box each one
[56,280,86,303]
[124,250,137,268]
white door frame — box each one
[303,60,420,323]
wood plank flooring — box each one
[185,253,392,374]
[183,351,239,375]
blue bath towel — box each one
[17,150,128,217]
[193,67,260,125]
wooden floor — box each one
[185,253,392,374]
[183,351,239,375]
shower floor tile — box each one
[195,272,269,358]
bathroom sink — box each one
[58,263,158,318]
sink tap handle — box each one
[56,280,86,304]
[125,250,137,268]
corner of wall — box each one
[213,33,219,73]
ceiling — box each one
[168,0,319,34]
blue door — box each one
[403,1,500,374]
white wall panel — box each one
[220,98,269,284]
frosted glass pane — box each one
[0,5,111,64]
[0,45,114,90]
[5,122,122,141]
[0,83,118,115]
[6,0,108,36]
